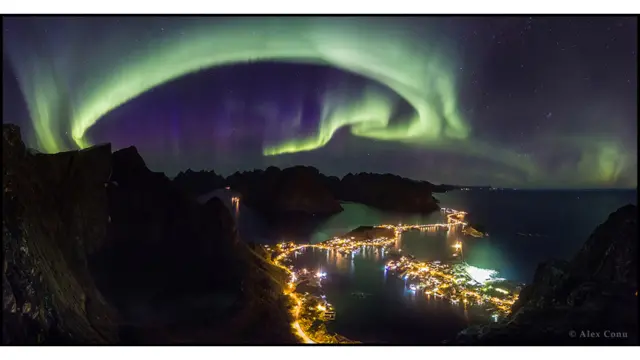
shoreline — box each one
[266,208,516,344]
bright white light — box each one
[464,265,499,285]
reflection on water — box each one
[434,190,637,281]
[289,245,486,344]
[310,202,445,244]
[207,188,636,282]
[206,188,636,343]
[305,190,637,282]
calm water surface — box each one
[206,189,637,343]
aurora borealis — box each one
[3,16,637,188]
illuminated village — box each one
[264,208,522,344]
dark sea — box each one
[205,189,637,344]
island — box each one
[2,123,637,345]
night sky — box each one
[2,16,637,188]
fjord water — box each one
[434,189,637,282]
[210,189,637,343]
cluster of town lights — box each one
[384,256,518,315]
[266,208,518,344]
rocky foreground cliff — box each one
[2,124,295,344]
[452,204,638,345]
[3,125,119,344]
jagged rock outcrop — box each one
[95,146,296,344]
[3,124,119,344]
[3,124,295,344]
[173,169,227,198]
[451,204,638,345]
[339,173,439,213]
[94,146,241,302]
[226,166,343,218]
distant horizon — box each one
[167,165,638,191]
[12,136,637,191]
[4,16,636,195]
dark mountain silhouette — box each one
[2,124,295,344]
[4,122,636,345]
[450,204,638,345]
[173,167,442,218]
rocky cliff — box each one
[94,146,240,308]
[2,124,295,344]
[98,146,295,344]
[452,204,638,345]
[3,124,119,344]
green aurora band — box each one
[9,18,471,151]
[4,17,634,187]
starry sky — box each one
[2,16,637,188]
